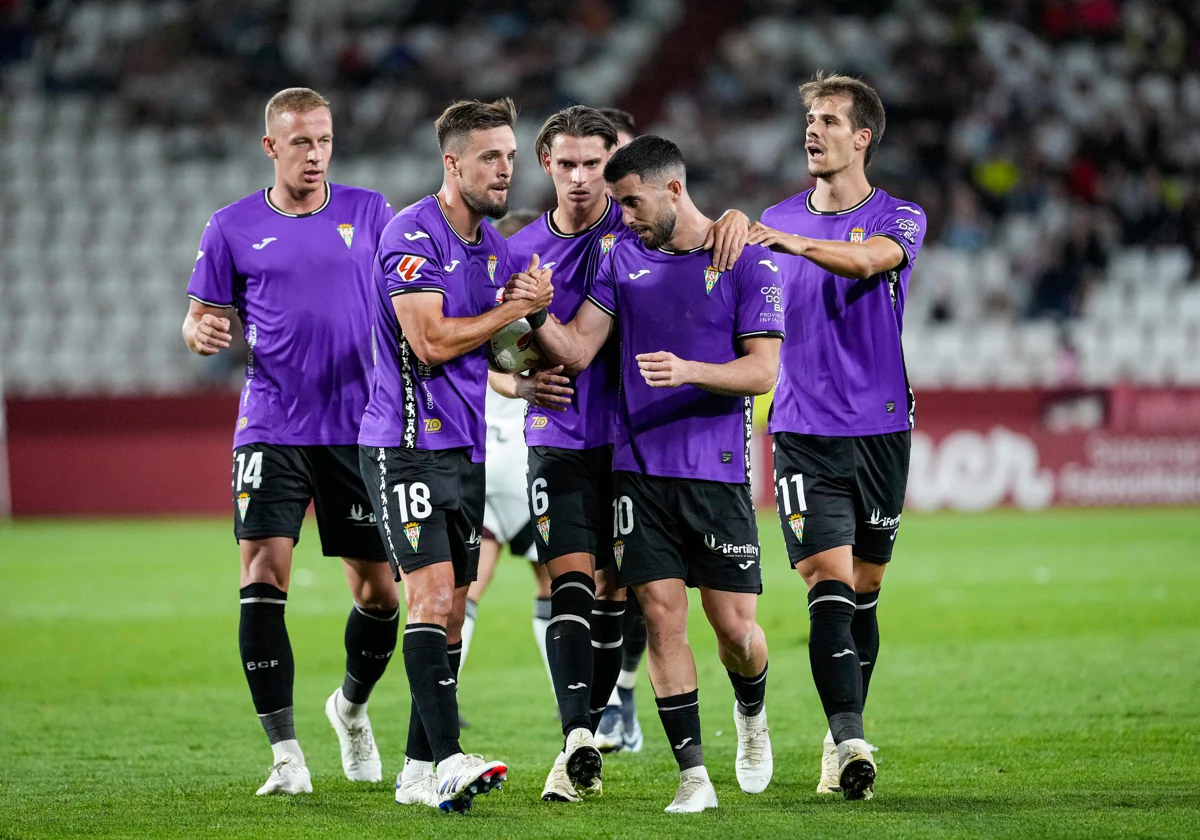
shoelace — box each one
[740,725,770,764]
[673,774,710,804]
[346,723,375,761]
[266,757,293,774]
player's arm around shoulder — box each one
[748,217,906,281]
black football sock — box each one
[547,571,595,738]
[656,690,704,771]
[621,591,647,674]
[589,599,625,732]
[728,661,768,717]
[852,589,881,707]
[239,583,295,743]
[341,603,399,704]
[405,695,434,763]
[808,580,864,744]
[402,623,461,762]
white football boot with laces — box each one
[664,765,718,813]
[395,758,441,808]
[435,752,507,812]
[541,751,582,803]
[837,737,877,801]
[325,688,382,782]
[817,730,841,794]
[733,703,773,794]
[563,727,603,796]
[255,756,312,796]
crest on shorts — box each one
[404,522,422,552]
[613,539,625,570]
[703,266,721,295]
[337,223,355,249]
[848,227,865,244]
[537,515,551,545]
[788,513,804,543]
[237,493,251,522]
[487,254,498,282]
[600,233,616,256]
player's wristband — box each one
[527,308,548,329]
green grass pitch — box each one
[1,509,1198,839]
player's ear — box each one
[667,179,684,201]
[444,151,459,175]
[855,128,871,154]
[262,135,277,160]
[541,151,552,175]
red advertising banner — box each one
[5,386,1200,516]
[752,386,1200,511]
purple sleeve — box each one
[381,221,445,297]
[866,203,927,269]
[735,248,786,340]
[186,215,236,307]
[585,246,617,316]
[374,194,395,239]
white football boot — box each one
[733,702,773,794]
[325,688,382,782]
[816,730,841,794]
[255,756,312,796]
[664,765,718,813]
[563,727,603,796]
[435,752,507,812]
[395,757,441,808]
[837,738,877,801]
[541,751,582,803]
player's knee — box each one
[595,568,625,601]
[407,584,454,625]
[240,542,291,590]
[714,616,758,661]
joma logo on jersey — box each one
[487,254,498,282]
[600,233,616,255]
[704,266,721,295]
[531,416,548,429]
[337,223,355,249]
[613,539,625,570]
[848,227,865,243]
[788,513,804,543]
[396,255,427,282]
[537,515,551,545]
[424,418,442,432]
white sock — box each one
[606,686,620,707]
[617,668,638,691]
[460,598,477,668]
[336,690,366,719]
[681,764,710,782]
[271,739,305,766]
[532,608,552,697]
[401,756,434,781]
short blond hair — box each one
[264,88,330,134]
[799,71,885,167]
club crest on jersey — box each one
[704,266,721,295]
[537,515,551,545]
[237,493,251,522]
[600,233,616,256]
[613,539,625,570]
[404,522,422,552]
[487,254,498,282]
[337,223,355,249]
[848,227,865,244]
[788,513,804,543]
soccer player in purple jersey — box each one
[182,88,398,797]
[357,98,551,812]
[520,136,783,813]
[748,72,928,802]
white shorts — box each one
[484,421,537,561]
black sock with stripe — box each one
[852,589,881,706]
[402,623,461,762]
[239,583,295,743]
[807,579,864,744]
[547,571,595,739]
[342,603,399,704]
[589,599,625,732]
[656,690,704,771]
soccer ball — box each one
[488,318,541,373]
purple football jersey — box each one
[587,240,785,483]
[762,187,926,437]
[358,195,508,462]
[187,183,394,447]
[503,198,625,449]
